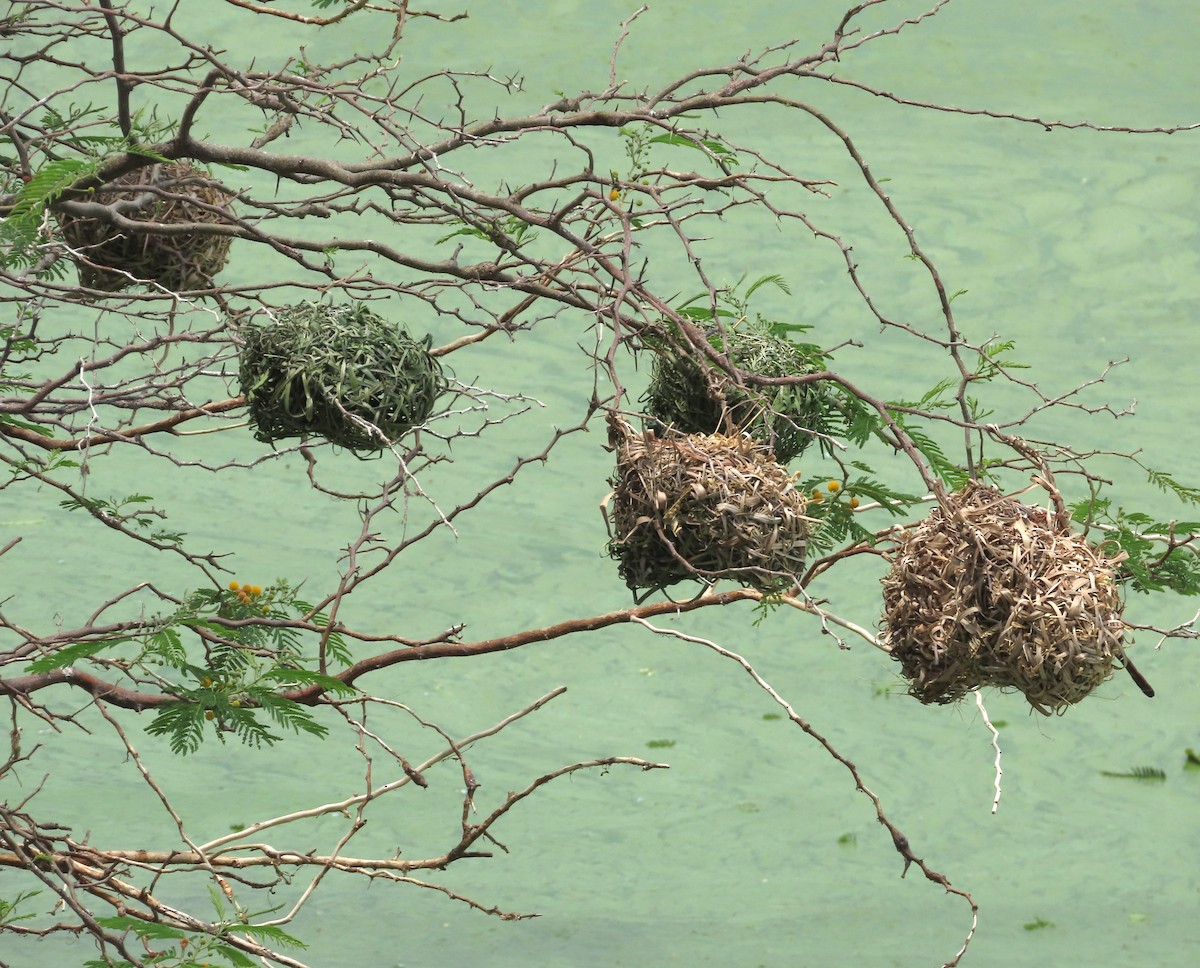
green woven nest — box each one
[643,323,836,464]
[606,417,811,597]
[880,482,1128,715]
[56,161,234,292]
[239,302,446,454]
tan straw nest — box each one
[880,481,1128,714]
[57,161,234,292]
[605,417,811,597]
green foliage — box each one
[883,340,1033,468]
[2,423,45,455]
[871,681,905,699]
[751,593,784,626]
[25,637,134,673]
[7,158,92,223]
[90,909,306,968]
[1141,463,1200,506]
[0,157,94,275]
[887,413,969,489]
[1069,498,1200,596]
[646,131,739,166]
[799,467,921,555]
[620,124,653,178]
[841,464,923,514]
[26,580,357,755]
[38,101,110,147]
[799,481,874,553]
[96,916,199,945]
[975,338,1030,378]
[58,491,185,545]
[745,273,792,301]
[0,323,36,375]
[436,212,539,248]
[143,581,357,754]
[0,890,41,927]
[144,702,209,757]
[2,447,80,482]
[620,122,740,182]
[1099,766,1167,782]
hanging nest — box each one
[605,416,811,597]
[239,302,447,454]
[642,321,838,464]
[56,161,235,292]
[880,481,1129,714]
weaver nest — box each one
[239,302,446,455]
[643,321,838,464]
[880,481,1129,714]
[605,417,811,597]
[56,161,234,292]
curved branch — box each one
[97,0,133,139]
[219,0,374,27]
[0,396,245,450]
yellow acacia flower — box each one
[228,581,239,591]
[826,480,841,493]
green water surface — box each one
[3,2,1199,967]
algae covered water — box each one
[3,2,1198,967]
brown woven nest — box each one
[56,161,234,292]
[605,417,811,597]
[880,481,1129,714]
